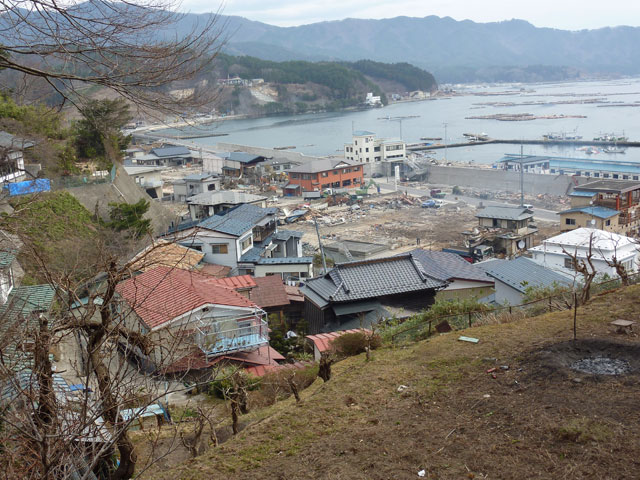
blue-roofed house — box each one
[300,254,447,334]
[560,179,640,236]
[170,204,313,279]
[477,256,573,305]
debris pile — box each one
[571,356,631,375]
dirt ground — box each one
[151,284,640,480]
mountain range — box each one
[175,14,640,83]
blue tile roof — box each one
[478,257,572,294]
[197,204,277,237]
[559,206,620,219]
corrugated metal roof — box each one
[257,256,313,265]
[559,206,620,219]
[476,205,533,221]
[306,329,371,354]
[569,190,598,197]
[478,257,572,293]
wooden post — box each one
[548,296,552,312]
[573,292,578,342]
[468,311,472,328]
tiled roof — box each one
[285,284,304,302]
[302,254,446,304]
[0,249,16,269]
[478,257,572,294]
[0,285,56,320]
[129,240,204,272]
[476,205,533,221]
[198,263,232,278]
[210,275,257,289]
[198,204,277,237]
[251,276,290,308]
[116,266,256,329]
[272,230,303,240]
[163,345,283,374]
[245,361,309,378]
[559,206,620,219]
[257,256,313,265]
[406,249,493,283]
[222,152,264,164]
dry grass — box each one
[148,284,640,479]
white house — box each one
[365,92,381,106]
[123,165,167,199]
[529,228,639,279]
[344,131,406,166]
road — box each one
[377,182,559,223]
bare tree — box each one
[598,234,632,286]
[0,0,227,113]
[562,232,597,305]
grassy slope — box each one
[156,285,640,479]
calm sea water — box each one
[160,78,640,165]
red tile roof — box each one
[245,361,310,378]
[117,266,256,329]
[305,329,371,354]
[251,276,290,309]
[162,345,284,374]
[209,275,257,290]
[284,284,304,302]
[198,263,232,278]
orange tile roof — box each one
[117,266,256,329]
[209,275,257,289]
[162,345,284,374]
[306,329,371,354]
[198,263,232,278]
[251,276,290,308]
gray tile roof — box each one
[197,204,277,237]
[478,257,572,294]
[407,249,493,283]
[0,131,34,150]
[476,205,533,221]
[272,230,303,241]
[222,152,264,164]
[303,254,446,304]
[257,256,313,265]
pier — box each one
[408,138,640,152]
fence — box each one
[388,271,640,344]
[50,165,116,190]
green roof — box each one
[0,285,56,320]
[0,250,16,269]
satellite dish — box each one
[517,240,526,249]
[590,219,596,226]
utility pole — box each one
[313,215,327,274]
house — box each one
[134,145,195,167]
[407,249,495,301]
[187,191,267,221]
[169,204,313,279]
[123,164,167,199]
[287,158,363,192]
[116,266,269,370]
[463,205,537,257]
[0,131,34,184]
[365,92,382,106]
[173,173,221,202]
[300,254,447,334]
[560,180,640,237]
[259,158,303,175]
[529,228,640,279]
[219,152,267,177]
[478,257,573,305]
[344,131,406,164]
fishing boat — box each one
[603,146,626,154]
[593,132,628,143]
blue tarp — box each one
[5,179,50,196]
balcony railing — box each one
[195,318,268,357]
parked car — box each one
[421,199,443,208]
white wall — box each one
[494,280,525,306]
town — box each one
[1,2,640,479]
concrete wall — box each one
[426,165,588,196]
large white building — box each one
[344,131,406,166]
[529,228,639,279]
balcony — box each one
[195,318,268,357]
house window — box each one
[613,174,619,179]
[353,166,360,171]
[605,219,611,226]
[211,244,228,254]
[594,172,600,178]
[240,237,252,251]
[623,175,629,180]
[321,171,328,177]
[208,184,216,191]
[604,173,610,178]
[564,257,575,269]
[565,218,576,225]
[342,179,351,187]
[365,148,369,153]
[550,169,556,174]
[634,176,639,181]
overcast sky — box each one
[181,0,640,31]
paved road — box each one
[377,182,559,223]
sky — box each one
[180,0,640,31]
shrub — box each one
[331,332,382,357]
[452,185,462,195]
[249,365,319,408]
